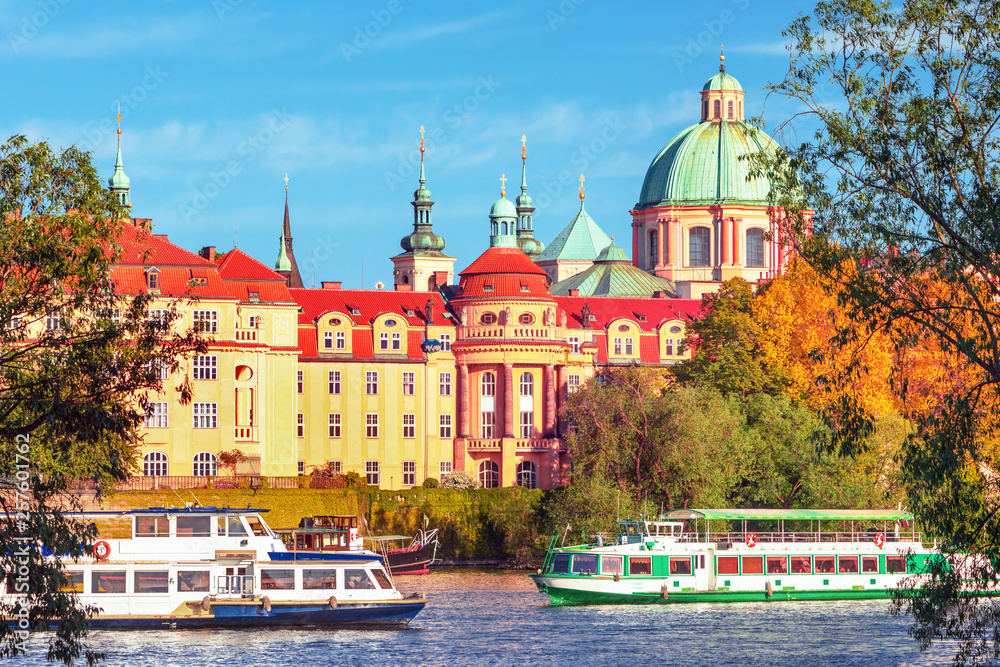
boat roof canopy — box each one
[122,506,271,515]
[660,509,914,522]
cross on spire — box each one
[284,173,289,191]
[579,173,585,201]
[500,173,507,197]
[720,44,725,72]
[419,125,425,153]
[521,134,527,161]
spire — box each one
[579,173,586,207]
[108,103,131,210]
[274,175,303,288]
[720,44,725,72]
[515,134,543,259]
[400,126,446,255]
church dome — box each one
[702,71,743,92]
[490,196,516,220]
[400,227,446,253]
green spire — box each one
[515,135,543,258]
[108,105,131,209]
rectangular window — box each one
[629,557,652,576]
[192,310,218,333]
[838,556,859,573]
[571,554,599,574]
[403,461,415,486]
[366,371,378,395]
[366,461,380,486]
[886,556,907,574]
[741,557,764,574]
[177,571,210,593]
[135,516,169,537]
[481,411,495,439]
[302,569,339,590]
[767,557,789,574]
[439,333,451,351]
[600,556,623,575]
[814,555,835,574]
[336,331,346,349]
[519,411,533,439]
[862,556,879,574]
[402,414,415,438]
[328,413,341,438]
[143,402,169,428]
[260,569,295,591]
[329,460,342,474]
[439,372,452,396]
[297,413,304,438]
[366,413,379,438]
[193,355,218,380]
[297,370,304,394]
[567,374,581,395]
[402,371,415,395]
[392,332,401,350]
[45,312,62,331]
[439,414,452,438]
[92,571,126,594]
[791,556,813,573]
[323,331,334,349]
[297,460,305,476]
[248,315,260,328]
[145,308,169,331]
[717,556,740,575]
[669,557,692,575]
[665,338,674,356]
[569,336,580,354]
[328,370,341,394]
[439,461,452,477]
[379,332,389,350]
[146,358,170,380]
[613,337,622,355]
[192,403,218,429]
[624,337,634,355]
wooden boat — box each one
[531,508,953,605]
[367,529,440,576]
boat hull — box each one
[386,544,434,575]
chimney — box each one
[394,283,413,291]
[133,218,153,232]
[321,281,342,290]
[568,289,580,297]
[433,271,449,287]
[200,246,216,262]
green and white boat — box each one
[531,509,945,605]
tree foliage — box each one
[0,135,203,664]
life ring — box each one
[260,595,271,612]
[874,532,886,548]
[201,596,212,612]
[93,541,111,560]
[329,596,338,610]
[746,533,758,549]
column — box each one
[671,219,681,267]
[631,219,640,268]
[503,363,514,438]
[457,363,469,438]
[721,217,730,264]
[544,364,556,438]
[657,219,665,267]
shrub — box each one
[421,477,439,488]
[440,471,477,490]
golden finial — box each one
[500,173,507,197]
[521,134,527,161]
[420,125,425,153]
[720,44,725,71]
[284,173,289,191]
[116,102,121,135]
[579,174,585,201]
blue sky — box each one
[2,0,815,288]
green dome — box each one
[414,184,432,202]
[400,226,446,254]
[636,120,779,208]
[517,233,544,259]
[490,196,516,220]
[595,241,629,263]
[703,71,743,92]
[516,191,533,208]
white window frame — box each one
[520,411,534,439]
[568,374,581,394]
[366,413,379,438]
[481,372,496,397]
[439,333,451,351]
[392,332,401,351]
[439,414,452,438]
[481,411,495,439]
[366,460,380,486]
[328,370,341,394]
[520,372,533,397]
[366,371,378,395]
[402,414,415,438]
[192,310,218,333]
[625,337,634,355]
[143,402,169,428]
[192,452,217,476]
[439,372,452,396]
[402,371,415,395]
[193,355,218,380]
[192,403,218,429]
[402,461,416,486]
[479,461,499,489]
[613,337,623,355]
[569,336,580,354]
[143,451,168,476]
[379,331,390,351]
[439,461,453,477]
[297,413,304,438]
[336,331,346,349]
[297,370,304,394]
[324,331,334,349]
[517,461,537,489]
[328,413,341,438]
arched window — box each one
[689,227,711,267]
[491,221,498,235]
[143,452,168,477]
[481,372,496,397]
[649,229,658,268]
[746,228,765,268]
[516,461,537,489]
[727,100,734,119]
[703,100,709,120]
[193,452,217,477]
[400,274,409,284]
[713,99,721,119]
[479,460,499,489]
[520,372,533,397]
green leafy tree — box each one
[0,135,202,664]
[757,1,1000,661]
[440,470,477,490]
[673,278,786,397]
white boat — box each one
[531,508,952,605]
[11,506,426,628]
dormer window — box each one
[520,284,529,292]
[146,268,160,292]
[350,307,361,316]
[248,291,260,303]
[483,283,494,293]
[405,309,415,317]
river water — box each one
[15,570,957,666]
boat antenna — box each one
[166,485,186,507]
[561,523,572,547]
[189,491,203,507]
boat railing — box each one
[703,531,922,545]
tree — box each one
[218,449,249,479]
[0,136,202,664]
[758,1,1000,661]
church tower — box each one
[108,106,131,210]
[391,127,455,292]
[275,175,304,288]
[515,135,544,260]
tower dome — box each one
[489,174,517,248]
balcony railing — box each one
[515,439,550,451]
[234,328,259,342]
[466,438,502,451]
[235,426,258,442]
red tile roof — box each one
[216,248,287,282]
[352,329,373,358]
[407,330,425,359]
[113,224,215,267]
[224,281,296,304]
[297,327,317,358]
[640,336,660,363]
[551,296,701,332]
[594,334,608,363]
[111,266,233,298]
[455,247,552,299]
[459,246,549,277]
[289,288,451,326]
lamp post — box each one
[420,339,442,483]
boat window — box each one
[629,557,652,576]
[791,556,812,573]
[741,557,763,575]
[767,557,788,574]
[134,515,169,537]
[669,557,692,575]
[887,555,907,573]
[717,556,739,575]
[176,516,211,537]
[59,571,84,593]
[345,569,376,590]
[371,569,393,589]
[260,569,295,590]
[134,571,169,594]
[228,517,248,537]
[92,571,126,594]
[814,556,835,574]
[551,554,571,574]
[217,517,226,536]
[572,554,599,575]
[861,556,879,573]
[838,556,859,573]
[247,516,269,537]
[600,556,623,575]
[178,571,210,592]
[303,569,339,590]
